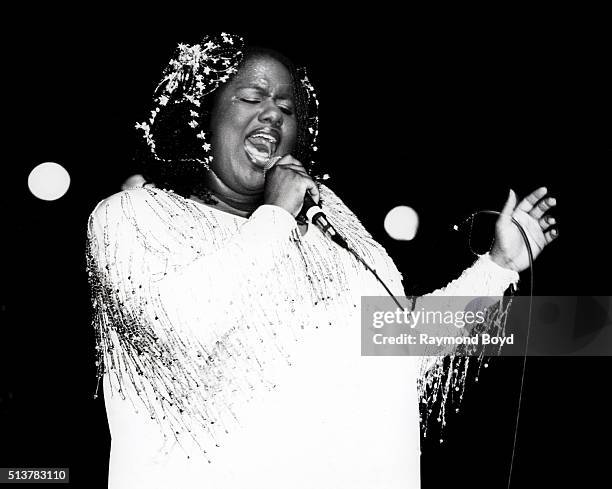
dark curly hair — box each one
[138,44,321,203]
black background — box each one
[1,8,610,488]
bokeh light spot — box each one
[384,206,419,241]
[28,162,71,201]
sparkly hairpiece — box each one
[296,67,327,180]
[135,32,245,168]
[135,32,327,181]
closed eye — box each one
[240,97,294,115]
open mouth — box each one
[244,131,279,167]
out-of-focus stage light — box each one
[28,162,71,201]
[384,206,419,241]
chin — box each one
[235,161,266,193]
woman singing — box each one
[87,33,558,488]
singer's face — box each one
[209,55,297,194]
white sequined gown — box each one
[87,185,518,489]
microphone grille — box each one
[263,155,283,172]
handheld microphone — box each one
[301,193,348,249]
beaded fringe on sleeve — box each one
[417,252,519,436]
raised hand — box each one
[490,187,559,272]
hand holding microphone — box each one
[263,155,348,249]
[263,155,320,217]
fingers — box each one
[539,215,556,228]
[500,189,518,216]
[272,163,312,183]
[306,177,320,204]
[517,186,548,214]
[530,195,557,219]
[274,156,315,180]
[516,186,558,220]
[539,215,559,244]
[274,154,303,169]
[544,227,559,244]
[273,156,311,178]
[280,164,309,176]
[286,166,319,204]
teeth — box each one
[247,135,276,154]
[250,133,278,143]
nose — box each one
[257,100,283,128]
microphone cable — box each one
[454,210,534,489]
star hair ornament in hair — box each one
[135,32,245,169]
[295,66,329,182]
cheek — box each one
[217,110,245,138]
[211,108,248,152]
[282,121,298,152]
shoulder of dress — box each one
[90,187,167,222]
[87,187,175,240]
[319,184,351,216]
[319,183,404,290]
[319,184,371,235]
[319,183,342,204]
